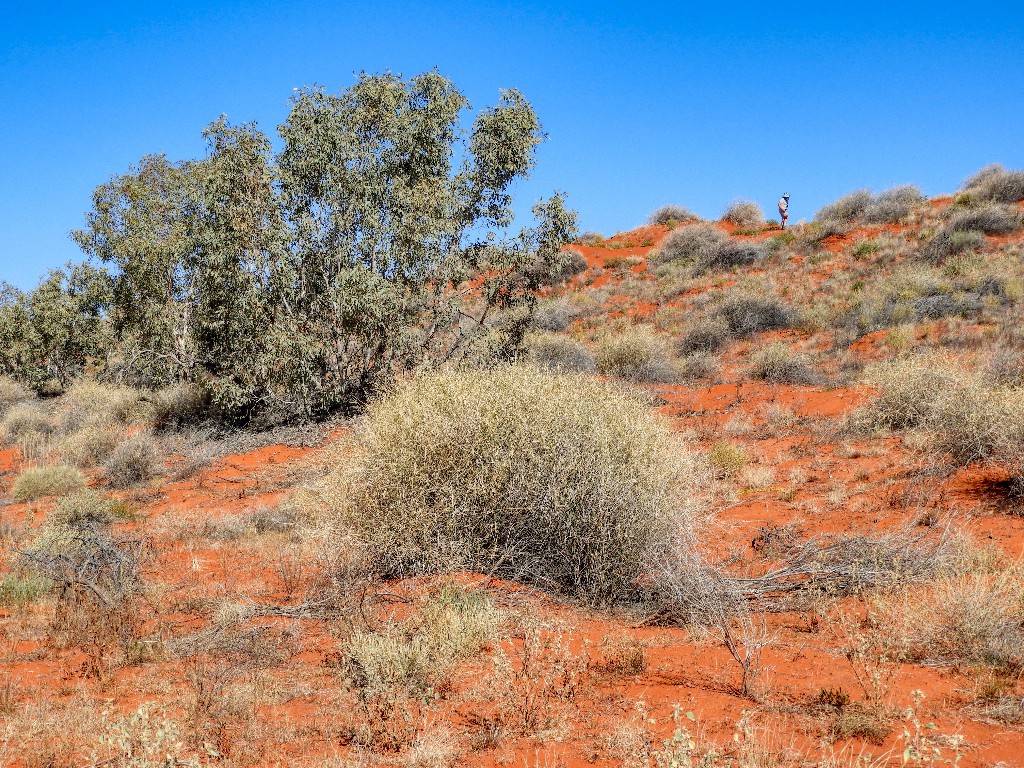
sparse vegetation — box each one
[527,333,595,373]
[748,343,821,385]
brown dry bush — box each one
[595,326,682,383]
[533,296,580,332]
[55,380,151,433]
[1,401,52,450]
[723,200,765,228]
[19,489,146,675]
[320,366,705,606]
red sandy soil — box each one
[2,211,1024,767]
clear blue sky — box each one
[3,1,1023,289]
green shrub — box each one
[961,164,1024,204]
[12,465,86,502]
[323,366,703,605]
[527,333,595,373]
[595,327,681,383]
[648,205,697,226]
[103,432,162,488]
[722,200,765,228]
[717,293,792,337]
[748,343,822,385]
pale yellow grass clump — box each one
[322,365,704,605]
[11,465,86,502]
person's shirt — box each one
[778,197,789,213]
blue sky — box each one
[2,1,1023,288]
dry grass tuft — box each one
[748,343,822,385]
[961,163,1024,204]
[527,333,595,373]
[595,327,681,383]
[723,200,766,228]
[11,465,85,502]
[648,205,698,226]
[321,365,705,606]
[103,431,162,488]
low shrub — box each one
[862,185,925,224]
[698,240,766,273]
[322,366,704,605]
[0,377,31,416]
[875,569,1024,670]
[962,164,1024,204]
[520,247,587,286]
[678,352,720,381]
[11,465,85,502]
[58,423,119,467]
[748,343,821,385]
[707,441,748,477]
[648,205,697,226]
[816,185,924,228]
[857,357,962,430]
[151,383,209,426]
[1,402,52,444]
[946,203,1024,235]
[919,228,986,264]
[103,432,162,489]
[0,573,51,609]
[577,231,605,245]
[651,223,725,266]
[677,317,731,355]
[56,381,149,433]
[533,297,579,332]
[722,200,765,228]
[526,333,595,373]
[717,293,792,337]
[595,327,681,383]
[815,189,873,225]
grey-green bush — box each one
[322,366,704,605]
[962,164,1024,204]
[651,223,726,266]
[717,293,792,337]
[919,229,986,264]
[677,317,731,355]
[748,343,821,385]
[722,200,765,228]
[527,333,595,373]
[595,327,681,383]
[103,432,161,488]
[11,465,86,502]
[648,205,697,226]
[946,203,1024,235]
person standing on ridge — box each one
[778,193,790,229]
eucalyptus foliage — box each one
[61,71,577,421]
